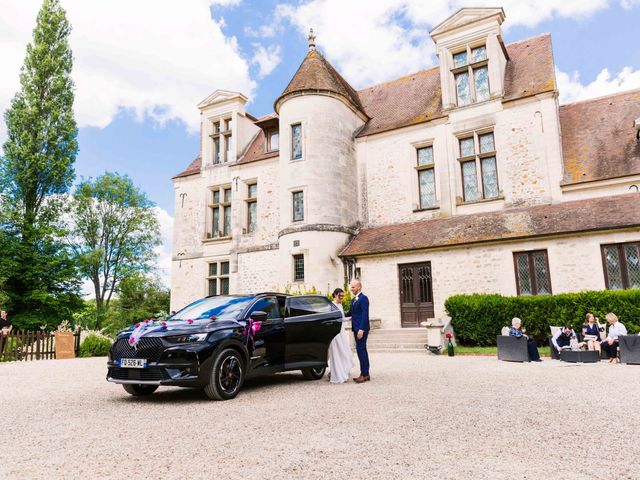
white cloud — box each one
[275,0,626,88]
[621,0,640,8]
[556,66,640,104]
[154,206,174,288]
[251,44,282,78]
[211,0,241,6]
[0,0,256,142]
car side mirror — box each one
[250,311,268,322]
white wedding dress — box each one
[328,302,354,384]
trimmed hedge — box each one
[445,290,640,346]
[79,334,112,357]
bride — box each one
[328,288,354,384]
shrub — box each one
[445,289,640,346]
[79,333,113,357]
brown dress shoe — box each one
[353,375,370,383]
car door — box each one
[284,295,342,369]
[245,296,285,375]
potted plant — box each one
[54,320,76,360]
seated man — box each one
[509,317,542,362]
[552,326,578,354]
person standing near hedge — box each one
[0,310,12,355]
[601,312,627,363]
[509,317,542,362]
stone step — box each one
[367,342,426,350]
[366,348,427,353]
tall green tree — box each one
[0,0,82,329]
[71,173,161,328]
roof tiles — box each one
[341,194,640,257]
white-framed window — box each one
[246,182,257,234]
[452,45,489,106]
[266,128,279,152]
[292,190,304,222]
[457,130,499,202]
[293,254,304,282]
[210,117,233,164]
[415,145,436,209]
[208,185,232,238]
[207,261,230,296]
[291,123,302,160]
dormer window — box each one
[452,45,489,106]
[266,128,279,152]
[210,117,233,164]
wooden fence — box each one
[0,329,81,362]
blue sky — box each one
[1,0,640,285]
[80,1,640,214]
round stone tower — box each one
[273,32,368,293]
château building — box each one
[171,7,640,328]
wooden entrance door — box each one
[398,262,434,328]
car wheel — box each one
[122,384,158,396]
[204,348,245,400]
[301,366,326,380]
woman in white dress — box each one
[328,288,354,384]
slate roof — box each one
[340,194,640,257]
[356,34,556,137]
[173,155,201,179]
[236,130,279,165]
[274,48,366,115]
[560,89,640,185]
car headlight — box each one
[166,333,208,344]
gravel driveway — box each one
[1,354,639,479]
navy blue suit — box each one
[349,293,370,377]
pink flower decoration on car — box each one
[445,332,453,339]
[210,315,217,320]
[129,337,134,344]
[135,323,140,328]
[187,319,194,324]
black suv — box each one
[106,293,342,400]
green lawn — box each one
[455,345,552,357]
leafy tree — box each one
[102,273,170,335]
[70,173,161,328]
[0,0,82,329]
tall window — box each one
[602,242,640,290]
[458,131,499,202]
[416,146,436,209]
[292,191,304,222]
[212,121,221,164]
[246,183,257,234]
[293,254,305,282]
[209,186,232,238]
[266,129,279,152]
[452,45,489,106]
[291,123,302,159]
[210,118,233,164]
[207,261,230,296]
[224,118,233,161]
[514,250,552,296]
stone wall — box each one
[358,94,564,227]
[355,229,640,329]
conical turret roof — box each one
[275,48,367,116]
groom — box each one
[348,280,370,383]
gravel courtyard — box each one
[1,353,639,480]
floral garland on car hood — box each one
[128,317,214,349]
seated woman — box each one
[581,313,602,354]
[509,317,542,362]
[552,325,577,354]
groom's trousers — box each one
[354,331,369,376]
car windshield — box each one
[170,296,253,321]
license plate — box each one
[119,358,147,368]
